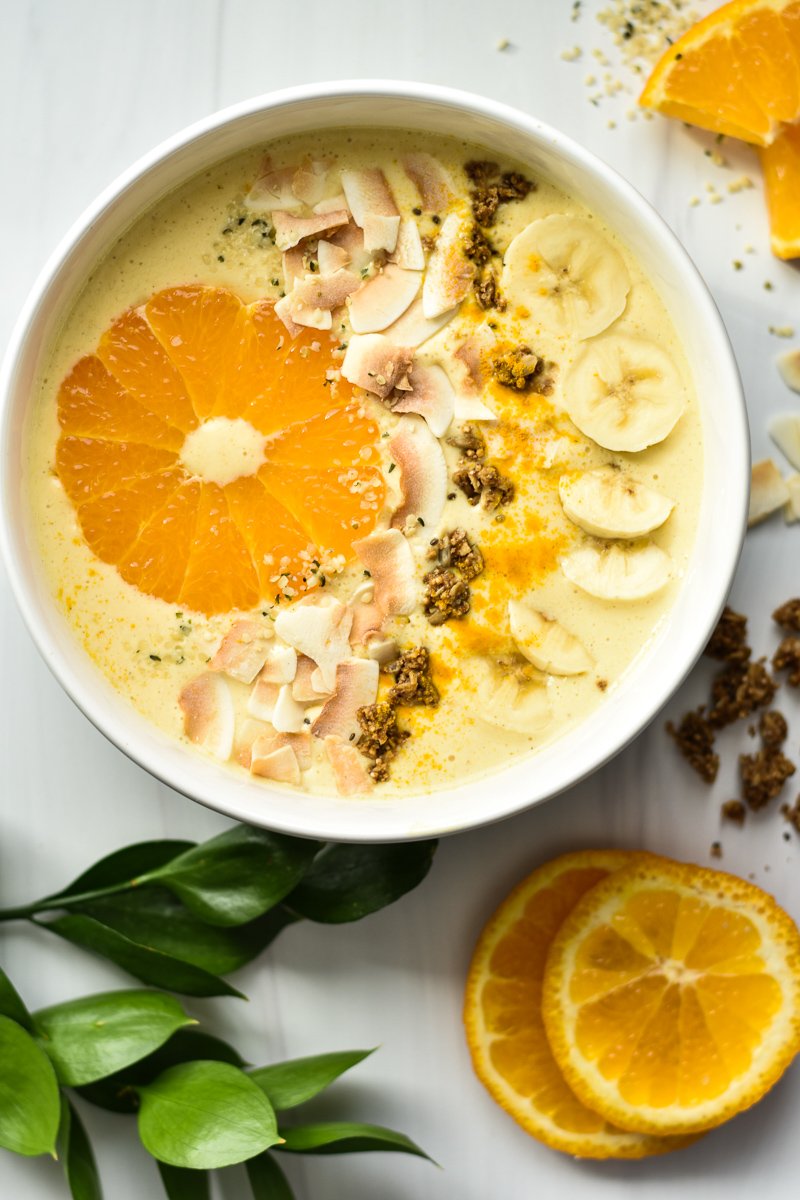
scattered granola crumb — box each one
[474,273,507,311]
[710,841,723,859]
[760,709,788,749]
[666,710,719,783]
[452,460,515,510]
[385,646,439,707]
[740,748,796,811]
[781,796,800,834]
[705,605,750,664]
[464,225,494,266]
[707,659,776,729]
[469,168,535,227]
[491,345,542,390]
[447,423,486,461]
[721,800,746,826]
[356,702,410,782]
[427,528,484,581]
[773,598,800,632]
[773,635,800,686]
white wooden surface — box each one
[2,2,799,1197]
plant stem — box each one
[0,879,139,923]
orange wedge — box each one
[761,123,800,257]
[56,287,385,615]
[542,857,800,1136]
[463,849,692,1158]
[640,1,800,148]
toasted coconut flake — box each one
[749,458,791,526]
[392,362,455,437]
[785,473,800,523]
[276,297,331,332]
[292,158,327,206]
[390,219,426,270]
[247,676,281,723]
[777,348,800,393]
[271,684,308,733]
[422,212,475,319]
[209,619,274,684]
[450,326,497,420]
[250,741,301,785]
[341,334,415,399]
[292,654,331,702]
[340,168,400,253]
[324,735,373,795]
[246,163,302,212]
[385,295,459,347]
[272,208,349,252]
[389,414,448,533]
[365,635,400,665]
[404,152,456,211]
[768,413,800,471]
[354,528,418,616]
[274,595,354,692]
[348,264,421,334]
[349,601,385,646]
[289,269,362,313]
[234,717,271,769]
[179,674,235,760]
[282,245,307,292]
[273,295,305,338]
[327,222,372,274]
[311,658,380,743]
[317,239,350,274]
[258,643,298,684]
[314,193,349,214]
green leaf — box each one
[138,1061,281,1169]
[285,841,437,923]
[78,1028,244,1114]
[0,965,33,1030]
[277,1121,431,1160]
[73,887,297,975]
[137,828,319,927]
[42,913,244,999]
[250,1050,373,1111]
[57,1097,102,1200]
[0,1014,60,1156]
[34,990,194,1086]
[49,841,195,901]
[246,1152,295,1199]
[157,1162,209,1199]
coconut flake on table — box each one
[389,414,448,533]
[768,413,800,472]
[749,459,791,526]
[179,673,235,760]
[340,167,401,253]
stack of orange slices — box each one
[640,0,800,259]
[464,850,800,1158]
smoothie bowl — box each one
[0,83,748,841]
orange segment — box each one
[640,1,800,147]
[98,308,198,433]
[58,356,183,450]
[542,857,800,1135]
[761,122,800,258]
[463,849,690,1159]
[55,287,385,614]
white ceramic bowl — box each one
[0,81,749,842]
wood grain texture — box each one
[1,1,799,1197]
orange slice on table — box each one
[463,849,693,1158]
[761,123,800,257]
[640,1,800,148]
[56,286,385,615]
[542,857,800,1136]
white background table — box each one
[2,2,800,1197]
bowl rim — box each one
[0,79,749,841]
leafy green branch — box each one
[0,968,431,1198]
[0,828,436,998]
[0,825,438,1197]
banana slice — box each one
[508,601,592,675]
[563,335,686,452]
[559,466,674,538]
[476,663,552,736]
[562,542,671,601]
[502,214,630,340]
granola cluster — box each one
[668,601,800,833]
[447,424,514,511]
[356,646,440,781]
[422,528,484,625]
[385,646,439,707]
[491,345,553,395]
[465,160,535,227]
